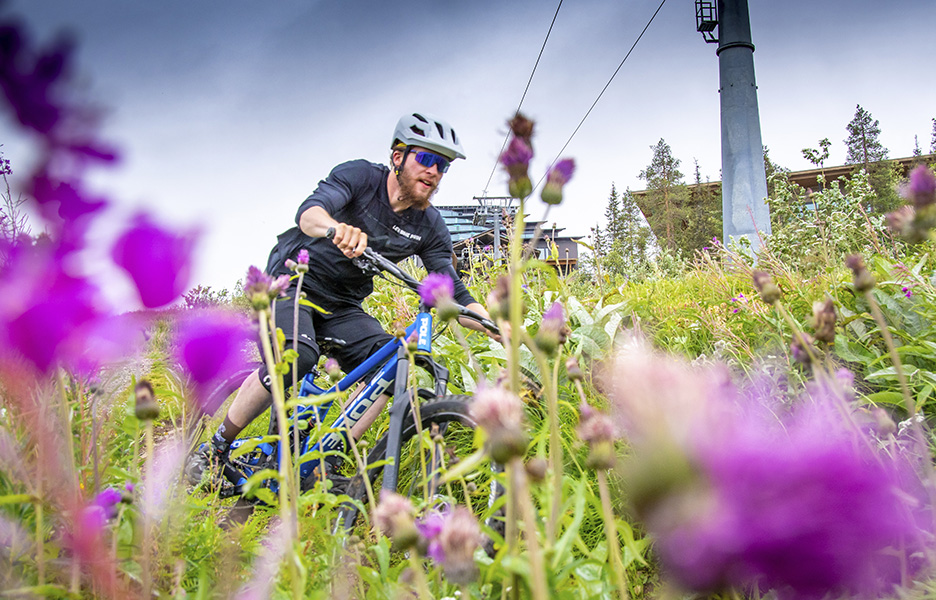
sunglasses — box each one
[412,150,451,173]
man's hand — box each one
[332,223,368,258]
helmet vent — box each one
[409,125,425,137]
[413,113,429,123]
[434,122,445,138]
[450,129,458,145]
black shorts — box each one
[256,287,393,391]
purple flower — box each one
[297,249,309,265]
[0,243,108,372]
[111,212,197,308]
[577,402,617,470]
[436,506,482,585]
[500,136,533,199]
[373,490,419,550]
[174,309,252,414]
[903,286,913,298]
[470,385,527,462]
[244,266,290,310]
[542,158,575,204]
[609,347,926,598]
[93,488,122,518]
[418,272,454,308]
[903,165,936,208]
[534,301,568,354]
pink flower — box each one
[903,165,936,208]
[111,212,197,308]
[608,346,927,598]
[0,243,113,373]
[541,158,575,205]
[418,272,454,308]
[470,385,527,462]
[500,136,534,199]
[174,309,252,414]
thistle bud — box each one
[485,275,512,321]
[791,332,818,365]
[373,491,419,551]
[324,358,341,383]
[525,457,548,482]
[134,380,160,421]
[577,402,617,471]
[540,159,575,206]
[752,270,781,304]
[845,255,875,293]
[565,358,583,383]
[534,301,568,355]
[810,298,837,344]
[470,386,527,463]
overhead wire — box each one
[533,0,667,193]
[481,0,564,197]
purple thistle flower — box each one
[470,385,527,462]
[535,301,568,353]
[608,347,927,598]
[903,165,936,208]
[111,212,197,308]
[373,490,419,550]
[245,266,289,310]
[903,286,913,298]
[499,136,533,169]
[174,309,252,414]
[418,272,454,308]
[541,158,575,205]
[436,506,482,585]
[297,249,309,265]
[500,136,534,199]
[93,488,122,518]
[0,243,113,373]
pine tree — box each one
[604,184,623,241]
[844,105,888,169]
[639,139,687,253]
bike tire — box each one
[336,395,506,555]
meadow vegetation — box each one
[5,10,936,600]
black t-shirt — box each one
[266,159,476,311]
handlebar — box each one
[324,226,500,336]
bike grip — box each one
[325,226,336,240]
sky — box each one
[1,0,934,305]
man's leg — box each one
[213,369,273,445]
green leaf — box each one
[865,391,907,406]
[552,479,586,568]
[0,494,35,505]
[230,435,280,459]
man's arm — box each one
[298,206,368,258]
[461,302,503,343]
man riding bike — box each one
[188,112,499,490]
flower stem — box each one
[408,554,432,599]
[597,469,629,600]
[512,457,549,600]
[258,307,301,600]
[528,341,562,546]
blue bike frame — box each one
[228,310,438,492]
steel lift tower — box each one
[696,0,770,252]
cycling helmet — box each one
[392,112,466,161]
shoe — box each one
[185,438,237,491]
[302,460,350,496]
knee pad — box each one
[257,341,320,392]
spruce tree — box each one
[844,105,888,169]
[639,139,687,253]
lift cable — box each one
[482,0,564,197]
[533,0,667,193]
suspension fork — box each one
[381,343,413,493]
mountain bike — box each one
[191,231,505,543]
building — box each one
[436,204,582,273]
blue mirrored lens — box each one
[414,151,450,173]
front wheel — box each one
[337,395,506,555]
